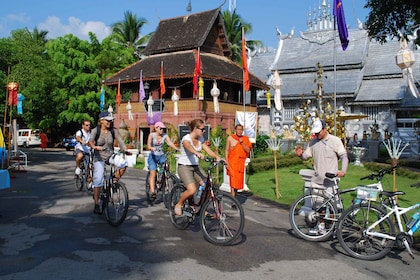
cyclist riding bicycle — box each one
[89,111,130,214]
[147,121,180,202]
[174,119,221,216]
[74,119,92,176]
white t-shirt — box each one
[75,129,91,153]
[178,134,204,165]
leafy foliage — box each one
[365,0,420,43]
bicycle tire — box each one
[168,183,193,230]
[74,174,84,191]
[105,182,129,227]
[337,203,395,260]
[289,193,338,242]
[200,192,245,245]
[145,171,152,202]
[163,173,179,208]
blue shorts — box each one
[148,154,166,171]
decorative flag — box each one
[333,0,349,51]
[242,28,250,92]
[193,48,201,97]
[100,85,105,111]
[160,61,166,97]
[116,79,121,107]
[139,70,145,102]
[126,101,133,120]
[7,82,19,106]
[17,93,24,114]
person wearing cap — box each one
[295,119,348,197]
[88,111,129,214]
[146,121,179,202]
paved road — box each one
[0,148,419,280]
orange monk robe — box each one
[227,134,252,190]
[40,133,48,149]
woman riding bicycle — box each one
[147,121,179,201]
[174,119,221,216]
[89,111,129,215]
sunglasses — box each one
[84,124,91,127]
[105,119,113,123]
[197,127,205,132]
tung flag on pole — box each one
[242,29,250,92]
[139,70,145,102]
[193,48,201,97]
[100,85,105,110]
[160,61,166,97]
[334,0,349,51]
[116,79,121,107]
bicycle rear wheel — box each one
[200,192,245,245]
[337,203,395,260]
[105,182,129,227]
[163,173,179,208]
[168,183,193,230]
[289,193,338,242]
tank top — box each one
[151,133,167,156]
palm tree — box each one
[222,9,262,64]
[26,27,49,44]
[111,10,150,55]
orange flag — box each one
[160,61,166,97]
[193,48,201,97]
[242,29,250,92]
[116,78,121,107]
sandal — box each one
[174,205,182,216]
[150,192,157,201]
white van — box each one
[17,129,42,147]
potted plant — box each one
[369,119,381,140]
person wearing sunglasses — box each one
[74,120,92,175]
[174,119,221,216]
[88,111,129,214]
[146,121,180,202]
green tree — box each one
[111,10,151,58]
[221,9,262,64]
[365,0,420,43]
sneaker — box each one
[93,204,101,215]
[75,168,81,175]
[150,192,157,202]
[308,228,319,235]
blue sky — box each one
[0,0,369,47]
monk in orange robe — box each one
[225,124,252,198]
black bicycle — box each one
[74,149,94,193]
[97,150,130,227]
[145,150,180,207]
[168,157,245,246]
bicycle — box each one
[289,166,396,242]
[145,150,180,207]
[168,157,245,246]
[74,149,94,193]
[97,150,130,227]
[337,181,420,260]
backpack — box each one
[94,127,115,144]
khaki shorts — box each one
[178,164,206,186]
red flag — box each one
[160,61,166,97]
[116,79,121,107]
[242,29,250,92]
[193,48,201,97]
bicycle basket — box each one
[356,186,379,201]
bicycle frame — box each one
[365,200,420,240]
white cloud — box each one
[38,16,111,42]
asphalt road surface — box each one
[0,147,419,280]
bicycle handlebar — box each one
[360,165,398,181]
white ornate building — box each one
[250,1,420,156]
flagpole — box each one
[333,15,337,136]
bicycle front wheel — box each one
[74,173,84,191]
[163,173,179,208]
[200,192,245,245]
[337,203,395,260]
[289,193,338,242]
[105,182,129,227]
